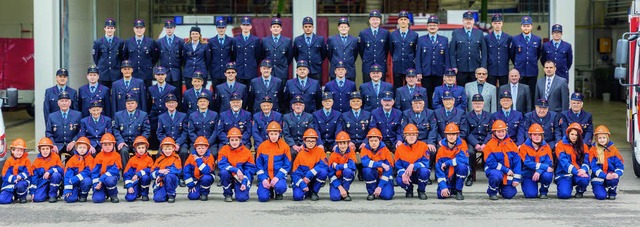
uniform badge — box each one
[120,125,124,131]
[558,118,563,125]
[409,42,414,46]
[346,123,350,128]
[367,43,370,47]
[133,88,139,91]
[92,49,96,55]
[380,39,384,43]
[440,50,444,55]
[53,126,57,132]
[518,47,522,52]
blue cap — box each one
[154,66,167,75]
[399,11,410,19]
[535,99,549,108]
[297,60,309,68]
[190,26,201,33]
[87,65,99,74]
[463,11,474,19]
[291,95,304,104]
[262,95,274,103]
[491,14,503,22]
[382,91,394,101]
[338,17,350,26]
[406,68,417,77]
[442,91,455,100]
[350,91,362,100]
[90,99,104,108]
[412,93,424,102]
[552,24,563,32]
[216,19,227,28]
[444,68,456,77]
[500,90,512,99]
[322,92,333,100]
[370,64,383,72]
[164,20,175,28]
[58,91,71,100]
[369,10,382,18]
[133,19,145,27]
[260,59,272,68]
[125,93,137,102]
[303,16,314,25]
[471,94,484,102]
[121,60,133,68]
[225,62,237,71]
[335,61,346,68]
[571,92,584,101]
[427,15,439,24]
[192,71,205,80]
[197,92,211,101]
[271,18,282,26]
[56,68,68,76]
[521,16,533,25]
[164,93,178,102]
[104,18,116,27]
[230,93,242,101]
[241,16,252,25]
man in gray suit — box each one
[499,69,532,113]
[535,61,569,112]
[465,67,497,113]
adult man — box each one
[43,68,78,125]
[432,69,466,110]
[45,91,82,158]
[395,69,427,111]
[485,14,512,86]
[499,69,532,113]
[252,96,283,148]
[560,92,594,145]
[79,65,110,118]
[181,71,213,115]
[77,100,112,153]
[92,18,123,88]
[369,91,403,151]
[148,66,177,149]
[156,19,183,91]
[464,67,497,113]
[215,93,253,149]
[462,94,492,186]
[113,94,150,168]
[510,16,543,103]
[389,11,418,89]
[434,91,469,143]
[323,61,356,113]
[156,93,189,185]
[338,91,372,153]
[293,16,326,81]
[449,11,487,85]
[234,16,262,84]
[214,62,248,113]
[416,15,449,105]
[541,24,573,80]
[534,61,569,112]
[491,91,525,145]
[360,64,393,112]
[359,10,389,83]
[283,95,321,161]
[284,60,322,113]
[522,99,562,150]
[327,17,359,80]
[123,19,158,87]
[401,94,438,148]
[249,59,284,114]
[313,92,342,150]
[111,60,147,114]
[262,18,293,83]
[209,19,236,86]
[187,92,220,158]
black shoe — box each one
[539,194,548,199]
[224,195,232,202]
[418,192,427,200]
[489,195,498,200]
[426,179,432,185]
[608,195,616,200]
[575,192,584,198]
[19,198,27,204]
[310,193,319,201]
[49,196,58,203]
[367,194,375,201]
[393,180,399,187]
[167,195,175,203]
[111,196,119,203]
[456,192,464,200]
[465,178,473,187]
[79,196,87,202]
[141,195,149,201]
[405,191,414,198]
[179,180,186,187]
[200,195,208,201]
[343,195,352,201]
[275,194,283,200]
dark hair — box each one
[543,60,556,67]
[568,128,585,165]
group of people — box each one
[1,10,623,204]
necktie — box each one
[342,36,347,44]
[264,79,270,87]
[339,80,344,87]
[447,85,452,90]
[62,113,67,120]
[446,110,450,117]
[195,90,200,97]
[301,80,306,87]
[229,83,233,90]
[478,84,483,94]
[108,39,112,44]
[244,36,248,42]
[170,113,174,120]
[137,39,141,46]
[202,111,206,118]
[401,32,406,40]
[467,31,471,38]
[555,42,559,49]
[431,36,435,43]
[526,36,530,43]
[385,112,390,119]
[296,114,301,121]
[373,30,377,37]
[374,83,379,95]
[415,113,420,119]
[90,86,95,93]
[496,34,501,40]
[129,113,133,120]
[168,38,172,46]
[94,118,99,124]
[274,37,279,44]
[355,112,359,119]
[306,37,311,46]
[409,87,414,94]
[218,38,223,45]
[125,81,130,88]
[59,87,63,93]
[325,111,330,117]
[233,112,238,118]
[512,85,518,106]
[159,86,163,93]
[506,111,510,118]
[477,112,481,119]
[545,77,551,99]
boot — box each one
[275,194,283,200]
[367,194,375,201]
[49,196,58,203]
[179,179,186,187]
[426,179,432,185]
[418,191,427,200]
[167,195,175,203]
[200,195,208,201]
[456,191,464,200]
[110,196,119,203]
[19,198,27,204]
[405,190,414,198]
[575,192,584,198]
[539,194,548,199]
[489,195,498,200]
[310,192,319,201]
[224,195,232,202]
[465,177,473,187]
[608,195,616,200]
[141,195,149,201]
[343,195,352,201]
[79,196,87,202]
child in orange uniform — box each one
[63,137,94,203]
[218,127,256,202]
[91,133,122,203]
[184,136,216,201]
[0,139,32,204]
[30,137,64,203]
[361,128,395,200]
[589,125,624,200]
[328,131,357,201]
[152,137,183,203]
[292,128,328,201]
[124,136,154,202]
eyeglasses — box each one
[476,73,487,75]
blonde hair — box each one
[595,134,610,164]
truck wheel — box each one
[26,106,35,118]
[633,150,640,177]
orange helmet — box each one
[335,131,351,142]
[565,122,583,135]
[444,123,460,134]
[594,125,611,136]
[227,127,242,138]
[367,128,383,138]
[161,137,176,146]
[528,123,544,134]
[75,137,91,147]
[133,136,149,148]
[37,137,54,148]
[403,123,419,134]
[100,133,116,144]
[10,138,27,150]
[266,121,282,131]
[194,136,209,147]
[492,120,508,131]
[302,128,319,139]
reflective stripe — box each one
[106,186,117,190]
[343,164,348,169]
[398,168,405,173]
[49,183,60,187]
[141,185,150,188]
[140,170,146,176]
[279,169,288,175]
[418,179,428,183]
[201,186,211,189]
[592,177,604,182]
[568,165,575,173]
[2,185,14,190]
[295,179,303,187]
[452,159,457,166]
[29,184,37,189]
[582,164,590,171]
[615,169,624,173]
[343,177,353,182]
[185,178,194,184]
[418,163,425,168]
[310,169,317,176]
[76,174,84,181]
[256,170,265,175]
[64,185,73,190]
[93,179,100,184]
[595,169,602,177]
[330,176,337,182]
[496,163,503,170]
[368,161,374,168]
[151,172,157,179]
[316,178,325,183]
[365,180,377,184]
[513,174,522,179]
[20,173,28,180]
[225,166,232,171]
[437,178,446,183]
[198,163,207,171]
[124,180,133,185]
[53,168,59,173]
[105,172,112,177]
[7,175,13,183]
[535,163,541,170]
[380,176,389,181]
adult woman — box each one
[183,26,210,90]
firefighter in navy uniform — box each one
[233,16,263,86]
[326,17,359,80]
[43,68,78,125]
[462,94,492,186]
[522,99,563,150]
[449,11,488,85]
[323,61,357,113]
[156,93,189,186]
[187,92,220,158]
[560,92,594,145]
[251,96,283,149]
[284,60,323,113]
[369,91,403,152]
[148,66,178,150]
[181,71,213,116]
[415,15,449,108]
[45,91,82,159]
[485,14,512,86]
[510,16,543,103]
[262,17,294,84]
[389,10,419,90]
[111,60,147,115]
[156,19,184,93]
[214,93,253,150]
[283,95,322,161]
[122,19,159,87]
[395,68,427,111]
[313,92,342,151]
[214,62,249,113]
[113,93,150,168]
[249,60,284,114]
[293,16,327,81]
[541,24,573,81]
[78,65,111,118]
[358,10,390,83]
[209,19,236,86]
[92,18,124,88]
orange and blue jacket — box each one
[328,146,357,188]
[91,150,122,186]
[30,153,63,194]
[555,136,590,177]
[360,142,394,188]
[484,136,522,184]
[217,144,256,187]
[292,145,328,189]
[435,138,469,189]
[589,141,624,180]
[519,138,553,178]
[394,141,430,176]
[256,138,292,183]
[151,151,182,180]
[63,150,94,194]
[123,152,153,188]
[1,153,32,192]
[184,148,216,188]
